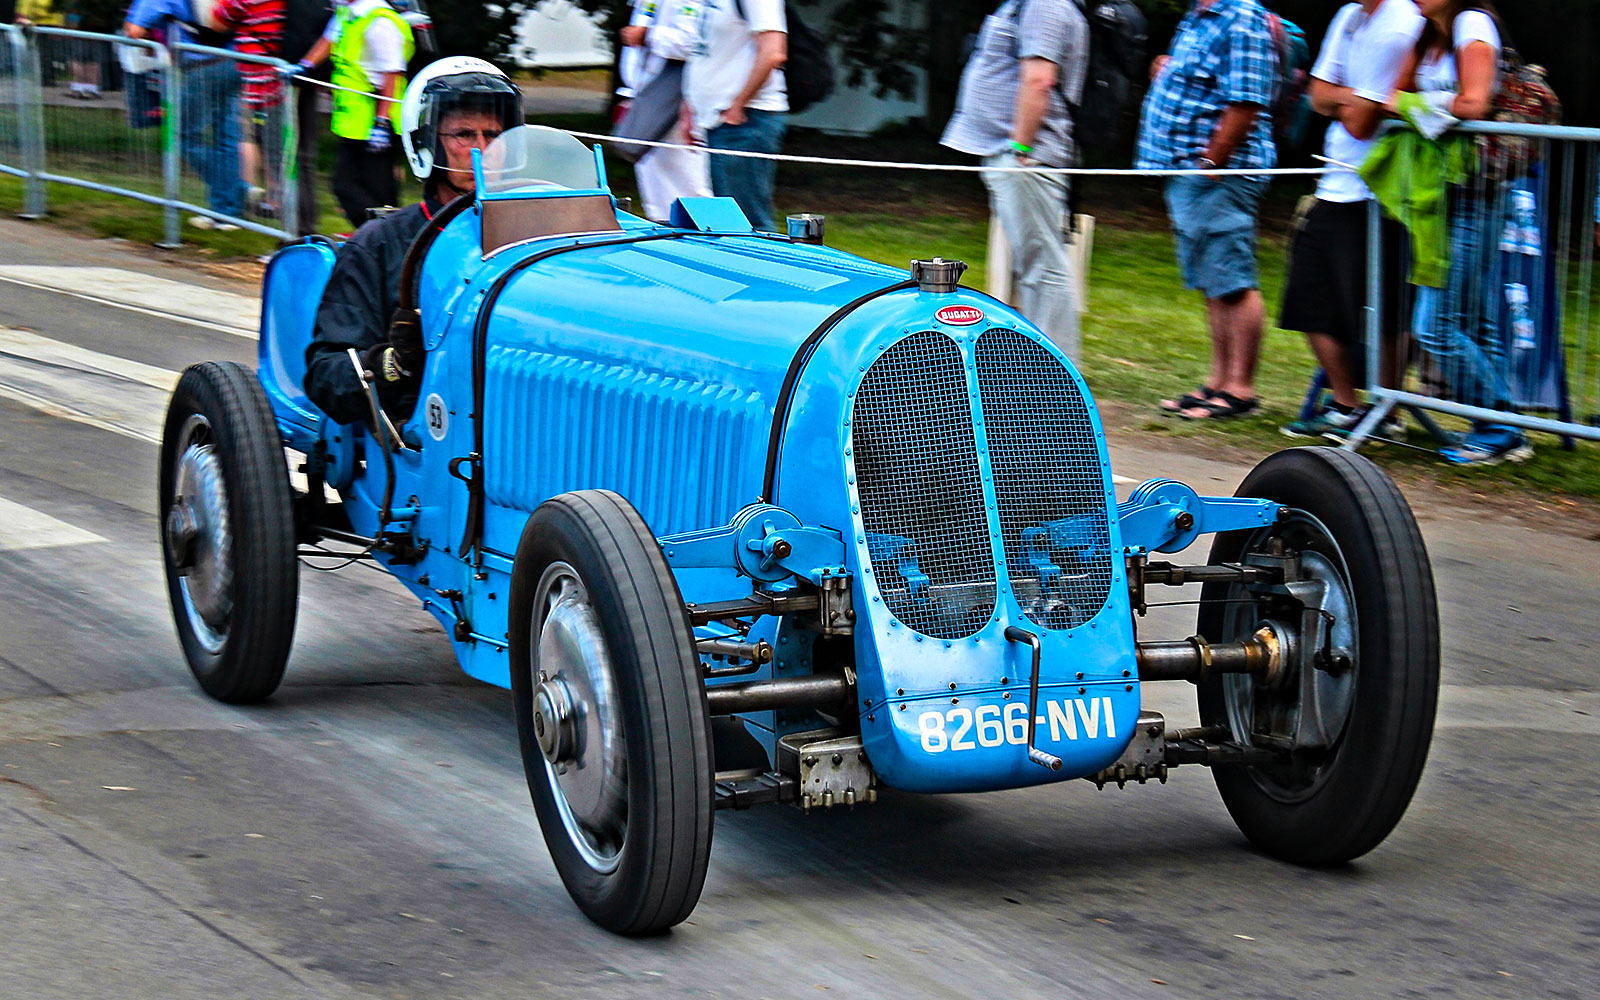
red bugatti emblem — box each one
[935,305,985,326]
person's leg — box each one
[296,83,323,235]
[1177,177,1266,415]
[1212,287,1263,399]
[1159,176,1224,411]
[1279,199,1363,408]
[193,60,244,217]
[982,154,1078,358]
[636,149,666,221]
[1412,188,1513,411]
[705,110,784,232]
[332,138,369,228]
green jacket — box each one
[330,5,414,141]
[1358,93,1475,288]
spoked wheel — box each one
[159,362,298,703]
[1197,448,1439,865]
[509,490,713,935]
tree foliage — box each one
[432,1,534,65]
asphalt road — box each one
[1,220,1597,1000]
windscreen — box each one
[479,125,603,195]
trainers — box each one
[188,215,240,232]
[1442,428,1533,466]
[1281,407,1360,439]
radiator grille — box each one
[852,331,996,638]
[975,329,1114,630]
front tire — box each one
[159,362,299,703]
[509,490,713,934]
[1197,447,1439,866]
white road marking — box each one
[0,265,258,338]
[0,496,107,551]
[0,328,174,444]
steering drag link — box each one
[1135,626,1284,685]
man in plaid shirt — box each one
[1137,0,1277,420]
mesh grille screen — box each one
[852,331,996,638]
[975,329,1114,630]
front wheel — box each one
[1197,447,1439,866]
[508,490,713,934]
[159,362,298,703]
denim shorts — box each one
[1164,174,1267,299]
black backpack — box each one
[1069,0,1149,157]
[735,0,837,114]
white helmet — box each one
[400,57,524,181]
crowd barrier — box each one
[0,25,296,243]
[1355,120,1600,449]
[3,29,1598,454]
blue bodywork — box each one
[256,128,1280,796]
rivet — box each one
[951,698,959,705]
[896,688,904,696]
[1076,672,1084,680]
[899,704,906,711]
[1125,684,1133,691]
[949,682,958,690]
[1122,670,1131,678]
[1078,687,1086,695]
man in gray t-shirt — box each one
[942,0,1089,359]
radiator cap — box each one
[911,258,968,293]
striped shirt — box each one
[217,0,288,107]
[1135,0,1278,170]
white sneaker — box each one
[189,215,240,232]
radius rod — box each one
[1136,628,1283,685]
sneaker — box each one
[1441,428,1533,466]
[1281,407,1360,439]
[1320,406,1404,442]
[188,215,240,232]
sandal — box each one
[1177,390,1260,420]
[1159,385,1217,414]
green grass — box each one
[6,113,1600,507]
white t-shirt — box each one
[685,0,788,133]
[1311,0,1424,202]
[1416,10,1500,97]
[325,0,407,90]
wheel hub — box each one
[532,678,578,763]
[531,564,626,872]
[168,421,233,638]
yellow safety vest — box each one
[330,6,414,141]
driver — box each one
[305,57,522,426]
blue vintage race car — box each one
[159,127,1440,935]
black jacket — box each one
[305,199,440,425]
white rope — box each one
[291,75,1334,178]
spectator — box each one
[619,0,710,222]
[1138,0,1278,420]
[1386,0,1529,465]
[215,0,287,219]
[124,0,249,231]
[277,0,333,236]
[685,0,787,232]
[941,0,1089,360]
[1278,0,1422,440]
[293,0,412,228]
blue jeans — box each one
[181,59,245,218]
[1411,188,1513,412]
[706,109,786,232]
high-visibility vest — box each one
[329,5,414,141]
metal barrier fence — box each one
[0,26,295,243]
[1354,120,1600,452]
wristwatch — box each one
[1196,156,1219,170]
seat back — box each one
[258,240,338,429]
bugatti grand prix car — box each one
[160,126,1439,934]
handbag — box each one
[1477,48,1561,182]
[610,60,685,164]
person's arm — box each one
[1204,103,1261,168]
[721,31,786,125]
[1451,40,1496,120]
[121,0,161,40]
[1310,76,1351,119]
[1384,47,1421,112]
[305,243,389,427]
[300,35,332,68]
[1009,57,1057,162]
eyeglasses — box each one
[441,128,504,145]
